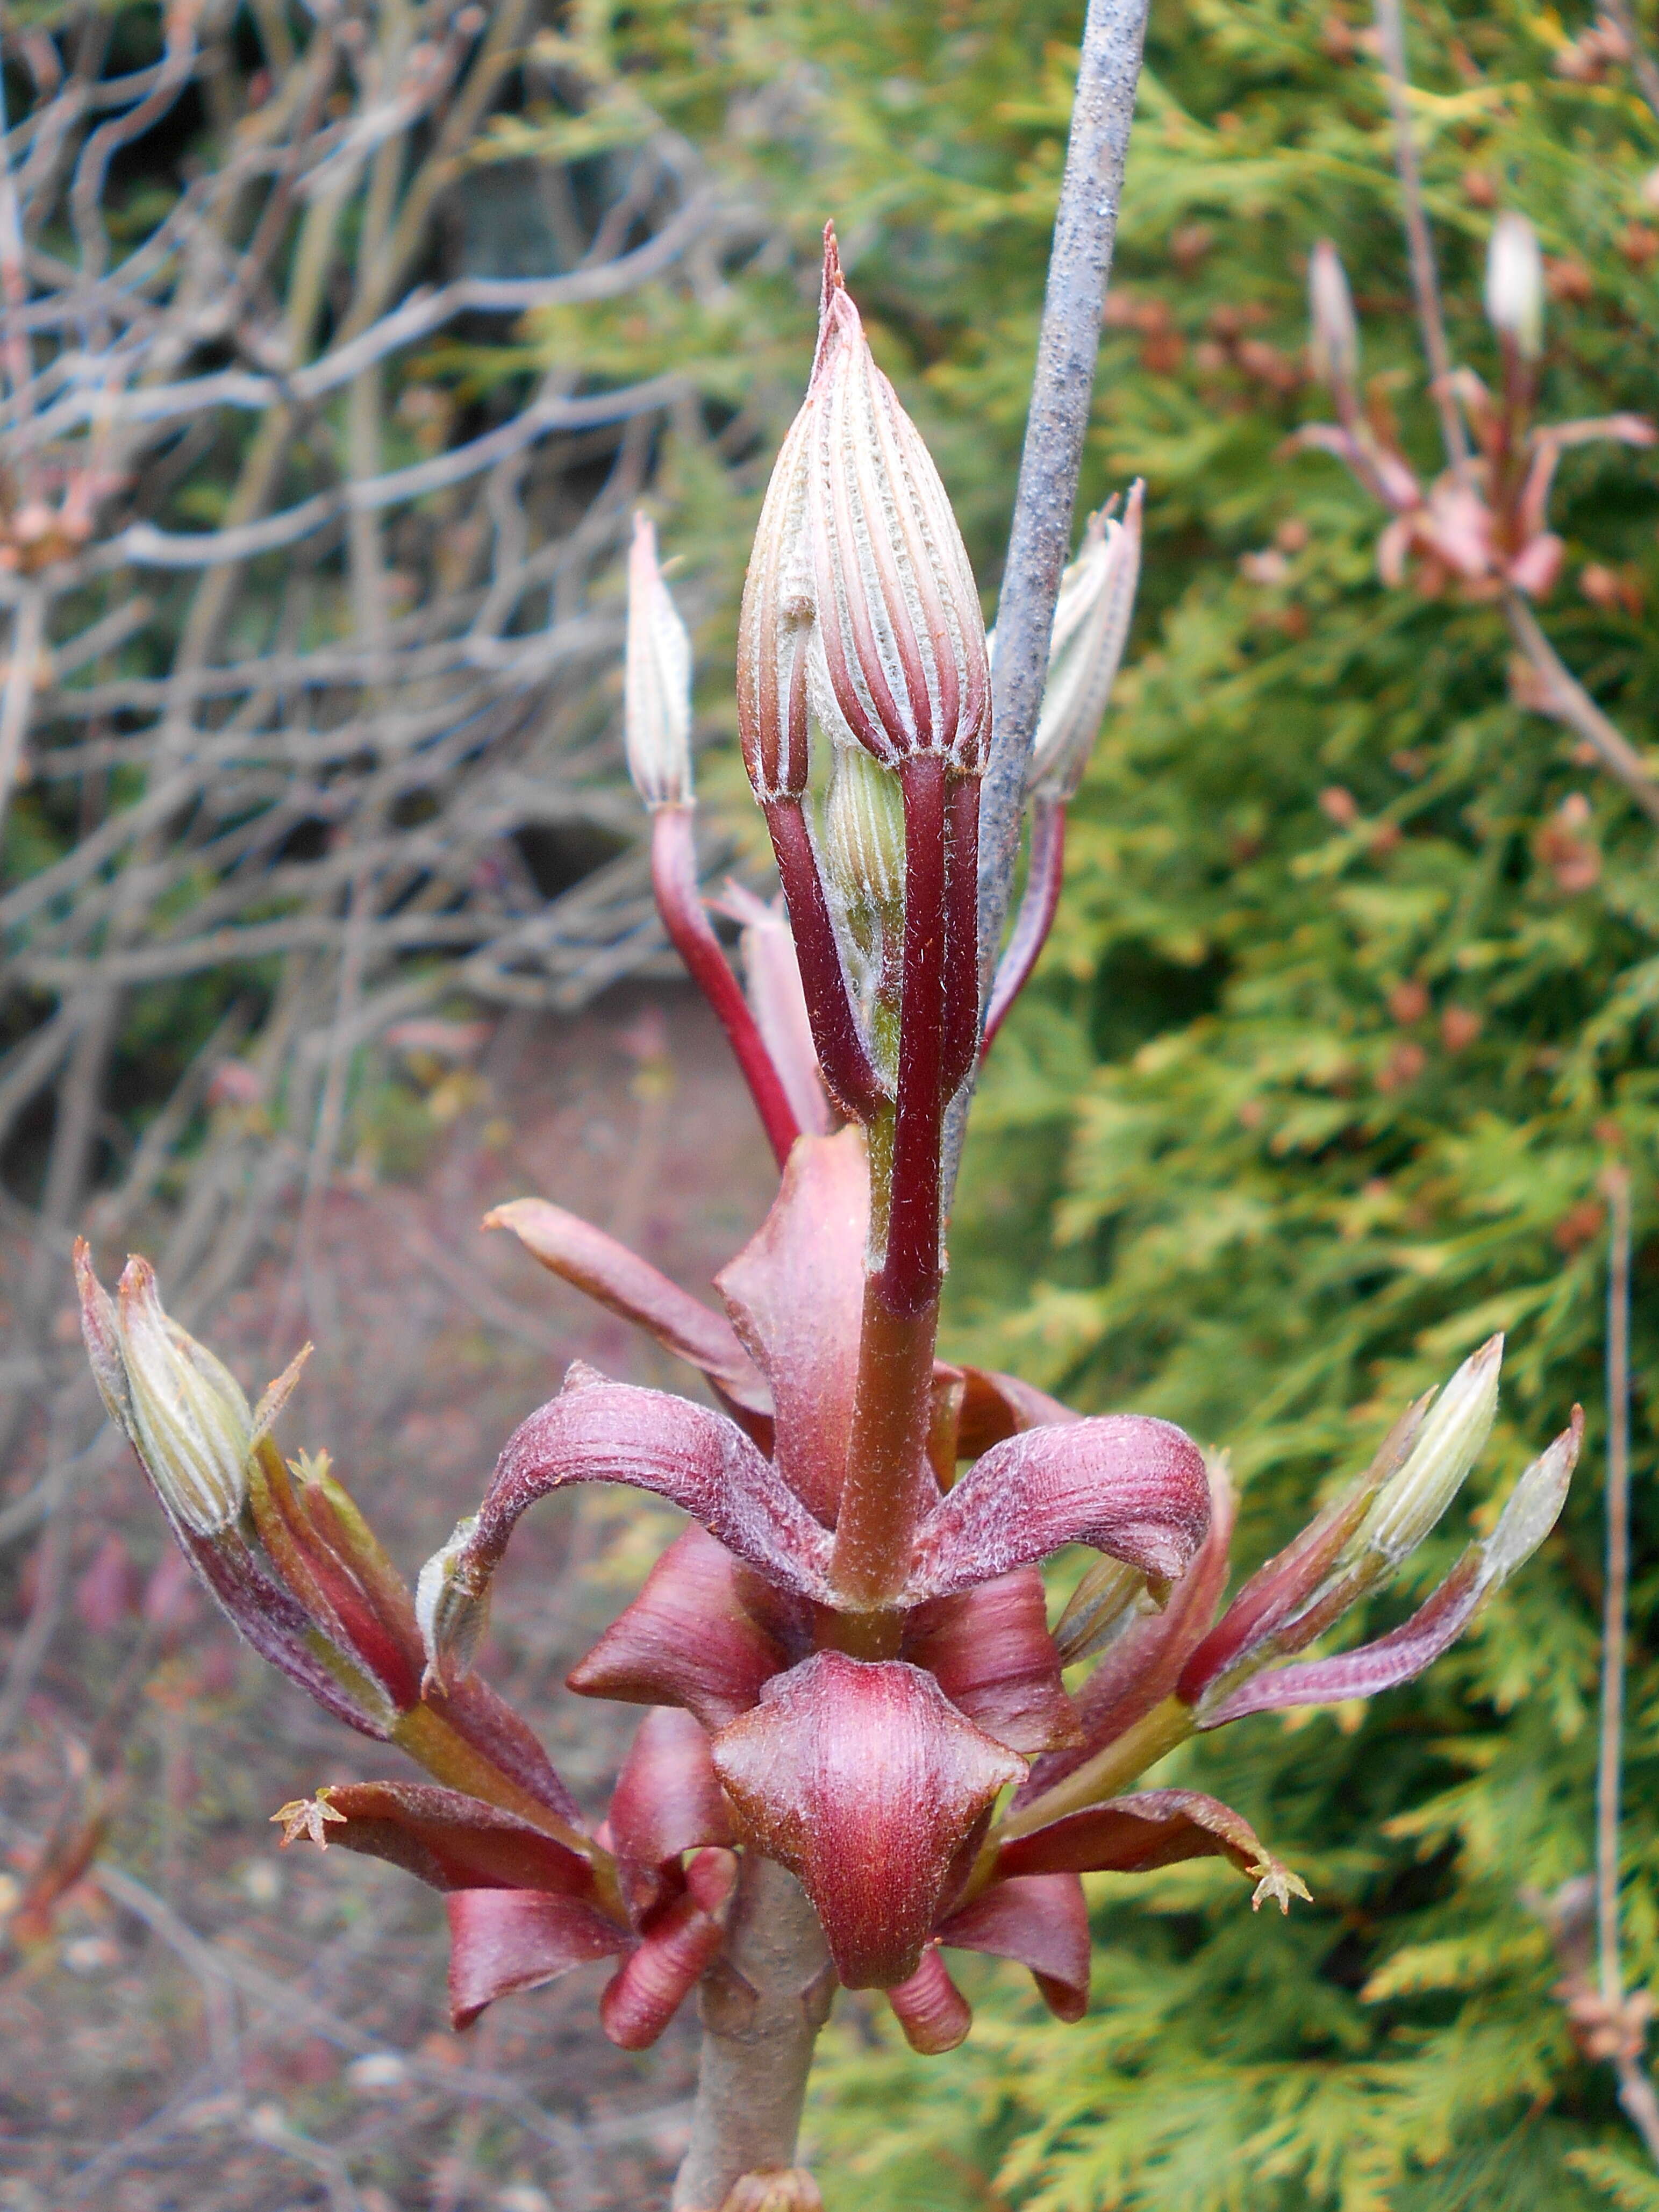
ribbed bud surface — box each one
[737,228,990,801]
[105,1254,255,1534]
[821,743,906,915]
[1024,482,1143,800]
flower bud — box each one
[1485,212,1544,361]
[84,1251,256,1535]
[1308,240,1361,392]
[624,512,693,808]
[1356,1335,1502,1564]
[1023,482,1143,801]
[415,1515,490,1689]
[738,227,990,800]
[821,742,906,918]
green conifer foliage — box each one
[509,2,1659,2200]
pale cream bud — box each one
[1308,240,1361,391]
[1485,212,1545,361]
[1022,482,1143,800]
[115,1257,255,1534]
[1358,1336,1502,1563]
[624,512,693,808]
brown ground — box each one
[0,985,781,2212]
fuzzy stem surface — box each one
[974,0,1151,1007]
[826,1279,939,1624]
[672,1856,833,2209]
[881,757,949,1317]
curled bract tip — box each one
[416,1516,490,1690]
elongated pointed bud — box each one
[738,226,990,800]
[1356,1335,1501,1563]
[1485,212,1544,361]
[625,512,693,808]
[821,743,906,918]
[77,1247,256,1535]
[1022,483,1143,801]
[1308,240,1360,392]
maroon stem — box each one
[651,807,800,1170]
[940,772,982,1098]
[981,795,1066,1057]
[764,795,885,1121]
[879,757,949,1318]
[825,1276,939,1629]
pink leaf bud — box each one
[737,227,990,800]
[1308,240,1361,392]
[624,512,693,808]
[1021,482,1144,801]
[1486,212,1545,361]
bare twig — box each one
[1371,0,1469,472]
[1599,0,1659,126]
[1599,1162,1634,2012]
[975,0,1152,991]
[1505,594,1659,827]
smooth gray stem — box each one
[1371,0,1469,473]
[974,0,1150,1000]
[1598,1164,1633,2011]
[671,1856,833,2210]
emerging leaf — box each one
[711,1652,1023,1987]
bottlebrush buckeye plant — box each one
[75,233,1582,2211]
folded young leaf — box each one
[184,1523,397,1737]
[567,1524,798,1731]
[711,1652,1024,1988]
[885,1947,973,2053]
[1176,1403,1424,1703]
[996,1787,1306,1916]
[954,1368,1083,1461]
[1197,1415,1581,1729]
[608,1706,732,1875]
[1021,1459,1234,1804]
[716,1128,868,1524]
[599,1847,739,2050]
[421,1366,835,1686]
[289,1779,596,1896]
[486,1198,770,1432]
[427,1670,587,1829]
[446,1889,631,2031]
[936,1871,1090,2022]
[906,1415,1211,1601]
[903,1568,1081,1755]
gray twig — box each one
[974,0,1152,994]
